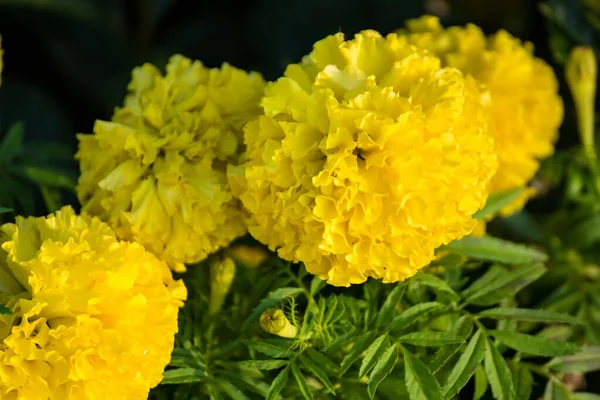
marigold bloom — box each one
[77,55,265,271]
[233,31,498,286]
[397,15,563,216]
[0,206,186,399]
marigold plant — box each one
[397,15,563,217]
[0,206,186,399]
[232,31,498,286]
[77,55,265,271]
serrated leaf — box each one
[547,346,600,373]
[266,366,289,400]
[461,265,506,300]
[299,355,335,394]
[161,368,207,384]
[429,316,474,373]
[464,264,547,306]
[398,332,465,347]
[244,339,295,358]
[0,122,24,162]
[387,302,444,332]
[411,273,460,302]
[340,331,376,375]
[220,371,271,398]
[445,236,547,264]
[305,348,339,375]
[403,346,445,400]
[375,283,407,328]
[237,360,288,371]
[573,393,600,400]
[509,362,533,400]
[217,380,249,400]
[359,334,388,379]
[478,308,581,324]
[292,362,314,400]
[368,344,398,399]
[474,364,488,400]
[242,287,304,330]
[484,337,515,400]
[488,330,580,357]
[0,207,12,214]
[443,329,486,398]
[474,188,525,219]
[543,378,571,400]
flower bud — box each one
[209,256,236,315]
[228,245,268,268]
[566,46,597,162]
[260,308,298,338]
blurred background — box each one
[0,0,594,216]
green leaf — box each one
[547,346,600,373]
[543,378,571,400]
[40,185,63,213]
[359,334,388,379]
[170,348,206,368]
[0,305,12,315]
[429,316,474,372]
[237,360,288,371]
[397,332,465,347]
[242,287,304,330]
[488,330,580,357]
[403,346,445,400]
[340,331,376,375]
[478,308,581,324]
[461,265,506,300]
[244,339,295,358]
[509,362,533,400]
[291,362,314,400]
[0,122,24,162]
[411,273,460,302]
[217,380,249,400]
[573,393,600,400]
[23,167,76,190]
[161,368,207,384]
[387,302,444,332]
[368,344,398,399]
[299,355,335,394]
[484,337,515,400]
[220,371,271,398]
[305,348,339,376]
[464,264,546,306]
[473,364,488,400]
[309,276,326,296]
[375,283,407,328]
[445,236,548,264]
[443,329,486,398]
[565,214,600,249]
[266,366,289,400]
[474,188,525,219]
[0,207,12,214]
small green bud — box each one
[260,308,298,338]
[566,47,598,164]
[209,256,236,315]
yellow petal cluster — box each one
[0,206,186,399]
[397,15,563,216]
[77,55,266,271]
[233,31,498,286]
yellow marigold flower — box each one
[233,31,498,286]
[397,15,564,216]
[0,206,186,399]
[76,55,266,271]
